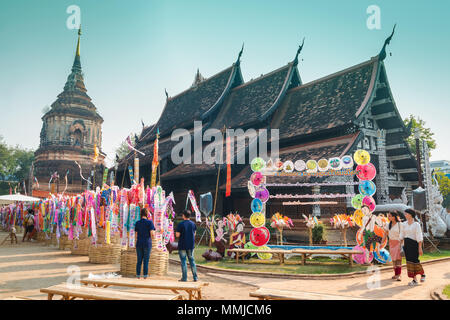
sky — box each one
[0,0,449,167]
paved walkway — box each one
[206,260,450,300]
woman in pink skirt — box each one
[383,212,403,281]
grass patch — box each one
[170,246,450,275]
[443,285,450,299]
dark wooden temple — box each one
[116,32,419,219]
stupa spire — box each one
[72,26,82,73]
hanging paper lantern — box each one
[352,245,374,264]
[358,180,377,196]
[254,186,269,203]
[283,160,294,173]
[251,198,263,213]
[356,163,377,181]
[373,248,392,264]
[247,181,256,198]
[250,212,266,228]
[294,160,306,172]
[251,157,266,172]
[317,159,329,172]
[328,157,342,170]
[250,172,264,186]
[351,194,364,209]
[353,149,371,166]
[341,155,354,169]
[250,227,270,247]
[362,196,376,212]
[306,160,317,172]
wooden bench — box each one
[291,248,364,266]
[227,248,292,264]
[40,283,182,300]
[250,288,365,300]
[80,277,209,300]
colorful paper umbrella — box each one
[351,194,364,209]
[283,160,294,173]
[250,212,266,228]
[251,198,263,213]
[274,159,283,171]
[306,160,317,172]
[257,246,273,260]
[353,149,371,166]
[362,196,376,212]
[251,157,266,172]
[373,248,392,264]
[341,155,354,169]
[250,227,270,247]
[329,157,342,170]
[317,159,329,172]
[352,245,373,264]
[294,160,306,171]
[250,172,264,186]
[356,163,377,181]
[358,180,377,196]
[254,187,269,203]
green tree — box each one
[404,115,436,155]
[434,169,450,209]
[113,134,136,166]
[0,136,35,195]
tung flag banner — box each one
[226,135,232,197]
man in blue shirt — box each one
[176,210,198,282]
[134,208,155,279]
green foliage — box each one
[312,224,327,243]
[434,170,450,208]
[403,114,436,155]
[0,136,35,194]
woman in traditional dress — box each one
[400,209,426,286]
[383,212,403,281]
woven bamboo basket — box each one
[58,235,73,250]
[120,241,169,277]
[36,231,47,242]
[149,243,169,276]
[88,242,123,264]
[120,248,138,277]
[71,237,91,255]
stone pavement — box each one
[206,260,450,300]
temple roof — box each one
[140,64,241,143]
[211,63,300,129]
[271,58,378,140]
[221,132,361,190]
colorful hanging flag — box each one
[187,190,201,222]
[126,135,145,156]
[128,166,135,185]
[226,135,232,197]
[151,128,159,187]
[102,168,109,186]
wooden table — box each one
[250,288,365,300]
[40,283,182,300]
[227,249,292,264]
[291,249,364,266]
[80,277,209,300]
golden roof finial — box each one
[76,24,82,57]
